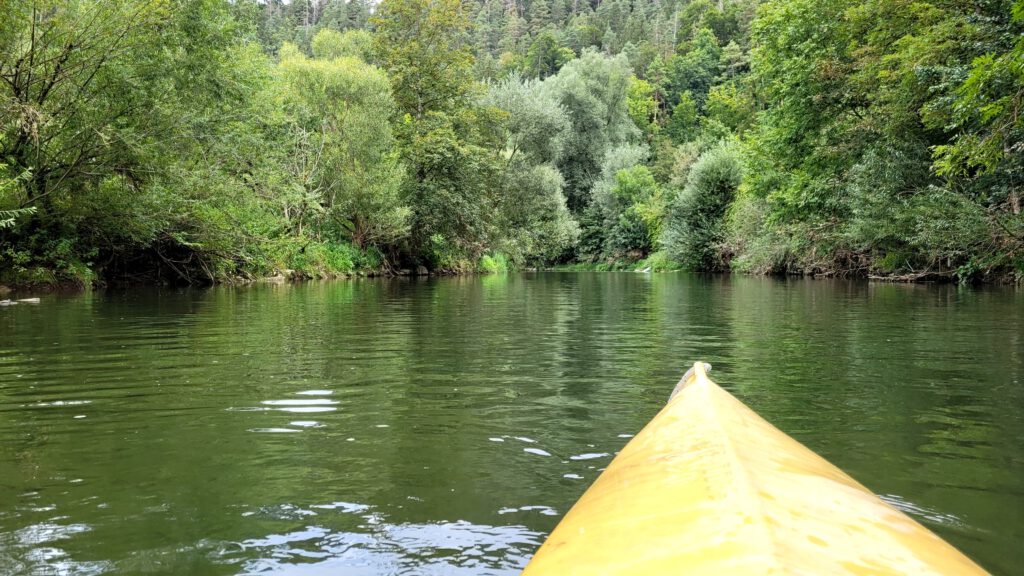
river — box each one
[1,273,1021,574]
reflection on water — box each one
[229,500,541,576]
[1,521,109,575]
[0,273,1021,575]
[877,494,972,531]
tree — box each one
[372,0,474,119]
[543,49,638,213]
[483,74,570,164]
[0,0,286,283]
[933,0,1024,216]
[601,165,663,258]
[529,0,553,34]
[663,143,742,269]
[667,27,721,107]
[665,92,699,143]
[278,46,409,249]
[373,0,503,265]
[704,82,754,134]
[626,77,658,135]
[645,54,669,119]
[311,28,375,62]
[484,74,579,262]
[0,1,170,211]
[499,5,527,55]
[496,160,580,262]
[740,0,1022,279]
[471,0,504,55]
[523,31,575,78]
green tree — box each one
[311,28,375,62]
[500,6,527,54]
[484,74,579,262]
[543,49,638,213]
[0,1,169,211]
[627,77,659,135]
[0,0,286,283]
[663,143,742,270]
[529,0,553,34]
[933,0,1024,216]
[523,31,575,79]
[483,74,570,164]
[602,165,664,258]
[372,0,474,119]
[374,0,503,266]
[665,92,699,143]
[667,27,720,107]
[741,0,1022,279]
[278,46,409,249]
[496,161,580,262]
[704,82,754,134]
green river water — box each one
[1,272,1021,575]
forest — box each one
[1,0,1021,286]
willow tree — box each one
[484,75,579,263]
[0,0,171,210]
[542,49,638,214]
[278,40,409,249]
[0,0,281,283]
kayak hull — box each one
[522,363,988,576]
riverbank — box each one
[0,250,512,294]
[548,249,1023,284]
[4,257,1020,295]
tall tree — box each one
[529,0,552,34]
[373,0,474,118]
[934,0,1024,216]
[543,49,639,213]
[373,0,503,266]
[279,39,409,248]
[523,30,575,78]
[0,1,169,210]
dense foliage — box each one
[1,0,1020,286]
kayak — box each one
[522,362,988,575]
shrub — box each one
[725,193,802,274]
[636,250,680,271]
[479,252,511,273]
[662,143,743,270]
[287,240,358,278]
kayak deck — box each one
[522,362,987,575]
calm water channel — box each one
[1,273,1021,575]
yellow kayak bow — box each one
[523,362,988,575]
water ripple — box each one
[0,275,1020,575]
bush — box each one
[725,193,802,274]
[600,165,664,259]
[635,250,680,271]
[286,240,358,278]
[478,252,511,273]
[662,143,743,270]
[606,205,653,258]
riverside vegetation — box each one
[1,0,1021,287]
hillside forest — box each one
[1,0,1021,285]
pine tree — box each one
[347,0,373,28]
[529,0,552,34]
[550,0,567,27]
[601,27,618,54]
[500,6,527,54]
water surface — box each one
[1,273,1021,574]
